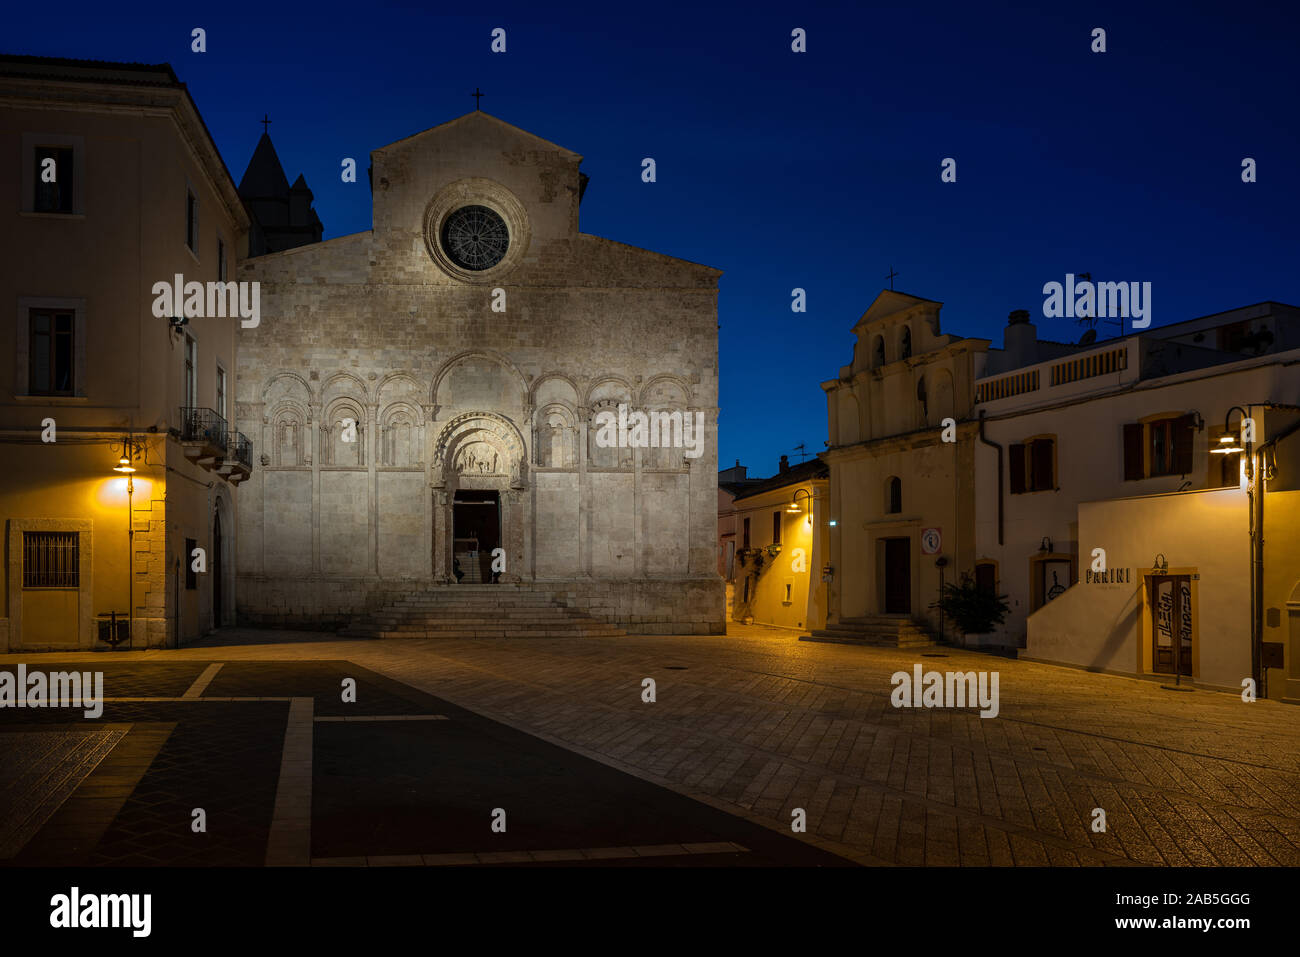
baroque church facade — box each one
[234,112,724,633]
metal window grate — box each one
[23,531,79,587]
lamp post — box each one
[112,438,136,650]
[1211,406,1258,694]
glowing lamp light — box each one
[111,437,137,473]
[1210,434,1243,455]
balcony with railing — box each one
[220,430,253,484]
[178,408,254,482]
[179,407,228,465]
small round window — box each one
[441,205,509,270]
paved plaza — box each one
[2,624,1298,867]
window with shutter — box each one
[1009,443,1027,494]
[1123,423,1144,480]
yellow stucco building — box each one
[0,56,250,650]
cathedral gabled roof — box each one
[374,110,583,161]
[238,132,291,199]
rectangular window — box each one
[772,511,781,545]
[184,335,197,409]
[23,531,79,588]
[28,308,75,395]
[186,189,198,252]
[33,146,74,213]
[974,562,997,595]
[1009,437,1055,493]
[216,365,227,420]
[185,537,198,590]
[217,237,227,281]
[742,517,750,549]
[1148,415,1195,477]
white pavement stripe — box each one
[96,696,293,703]
[311,842,749,866]
[182,663,224,699]
[314,715,448,722]
[266,696,314,867]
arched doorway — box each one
[430,412,528,584]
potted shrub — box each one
[931,574,1011,646]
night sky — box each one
[11,0,1299,477]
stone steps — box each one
[341,585,624,639]
[800,615,935,649]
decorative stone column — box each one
[501,488,525,583]
[432,489,451,583]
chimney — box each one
[779,455,789,473]
[1005,309,1038,368]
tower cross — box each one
[261,114,272,134]
[886,266,900,291]
[472,88,484,110]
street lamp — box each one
[787,488,813,524]
[1211,406,1250,461]
[112,437,135,649]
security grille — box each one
[23,531,79,587]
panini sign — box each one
[1085,568,1131,584]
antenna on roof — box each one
[791,442,809,463]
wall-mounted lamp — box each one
[1152,553,1168,573]
[1211,405,1249,455]
[788,488,813,523]
[112,436,136,473]
[828,519,838,527]
[1039,536,1053,553]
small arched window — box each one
[900,326,912,359]
[886,476,902,514]
[872,335,886,368]
[916,376,928,421]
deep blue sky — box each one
[12,1,1299,477]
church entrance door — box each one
[453,490,501,583]
[882,537,911,614]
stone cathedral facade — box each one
[234,112,723,633]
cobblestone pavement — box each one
[4,625,1299,866]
